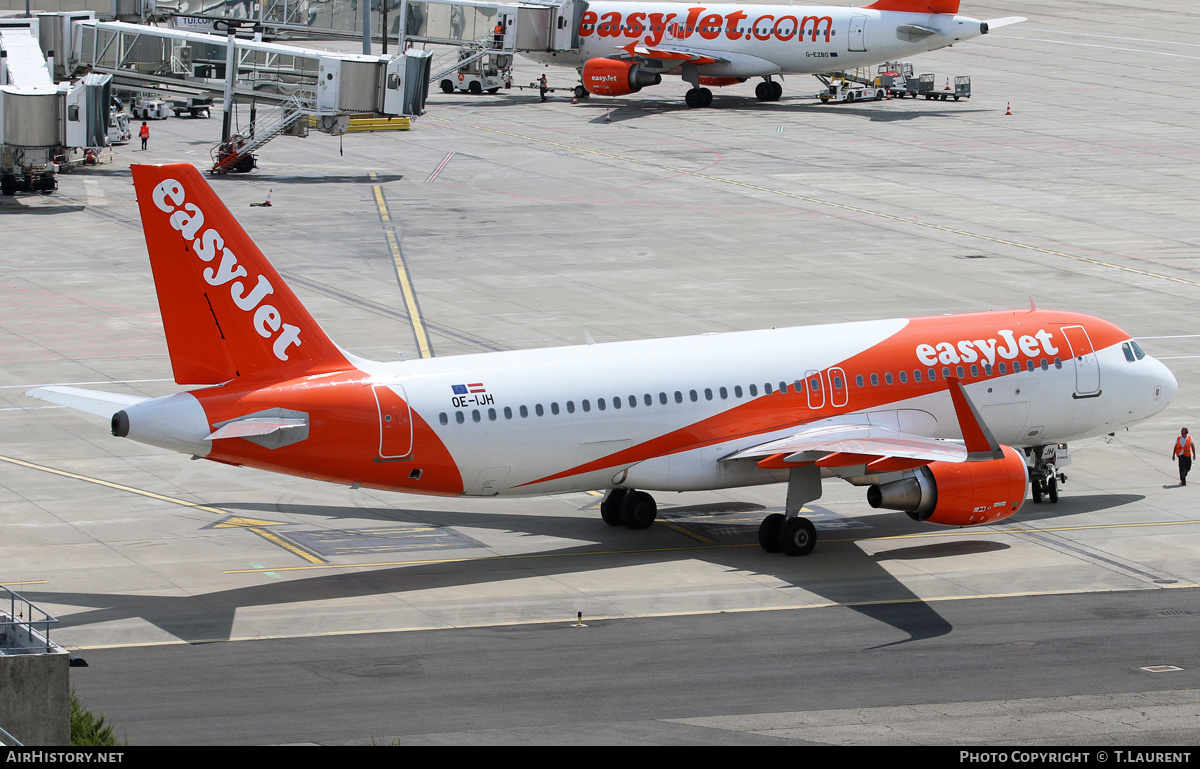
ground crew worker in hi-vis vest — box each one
[1173,427,1194,486]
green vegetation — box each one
[69,691,126,746]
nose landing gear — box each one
[1027,445,1069,504]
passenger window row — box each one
[436,356,1067,426]
[855,358,1064,388]
[439,378,820,426]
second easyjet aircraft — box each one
[30,164,1177,556]
[524,0,1025,107]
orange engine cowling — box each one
[866,445,1027,526]
[581,58,662,96]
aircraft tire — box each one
[699,88,712,107]
[620,490,657,529]
[1047,476,1059,503]
[770,81,782,101]
[600,488,628,526]
[685,88,702,108]
[758,513,785,553]
[1031,475,1043,504]
[779,517,817,557]
[755,82,770,101]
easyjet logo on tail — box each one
[151,178,303,362]
[915,329,1060,367]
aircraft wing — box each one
[726,379,1003,472]
[620,41,723,66]
[725,423,967,472]
[25,386,150,418]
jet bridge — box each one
[74,20,429,115]
[134,0,584,54]
[72,19,431,171]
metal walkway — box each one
[72,19,432,171]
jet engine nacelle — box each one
[866,445,1027,526]
[581,58,661,97]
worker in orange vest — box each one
[1173,427,1194,485]
[493,21,504,49]
[139,121,149,151]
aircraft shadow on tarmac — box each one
[22,500,958,648]
[210,173,407,185]
[1012,493,1144,524]
[593,102,989,124]
[434,92,987,123]
[24,490,1147,651]
[0,202,88,215]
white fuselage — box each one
[525,2,992,80]
[351,312,1175,497]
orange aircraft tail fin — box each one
[131,163,350,385]
[863,0,960,13]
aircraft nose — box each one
[1157,358,1179,406]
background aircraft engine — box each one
[866,445,1027,526]
[581,58,662,96]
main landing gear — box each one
[600,487,658,529]
[755,79,782,102]
[757,513,817,556]
[685,87,713,109]
[601,466,821,556]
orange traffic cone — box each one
[1005,101,1011,115]
[572,92,577,104]
[605,110,611,122]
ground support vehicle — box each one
[437,49,512,95]
[817,78,885,104]
[130,97,170,119]
[171,97,213,118]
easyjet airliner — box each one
[29,164,1176,556]
[526,0,1024,107]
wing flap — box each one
[622,41,722,65]
[726,423,968,466]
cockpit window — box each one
[1131,341,1147,360]
[1122,342,1136,362]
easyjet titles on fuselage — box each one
[579,6,836,47]
[916,329,1061,368]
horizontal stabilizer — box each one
[25,386,150,418]
[205,417,308,441]
[984,17,1027,30]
